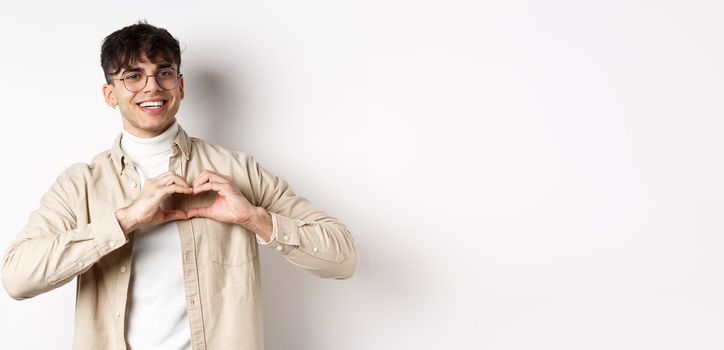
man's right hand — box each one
[115,171,193,233]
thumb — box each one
[161,209,189,223]
[187,206,210,219]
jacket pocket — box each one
[204,219,258,266]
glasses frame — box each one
[113,68,183,93]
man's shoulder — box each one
[55,149,115,183]
[189,136,257,164]
[88,148,114,163]
[52,162,93,188]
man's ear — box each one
[179,76,185,100]
[102,83,116,108]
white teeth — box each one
[139,101,164,108]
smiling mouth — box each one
[137,100,167,109]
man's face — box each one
[103,55,184,138]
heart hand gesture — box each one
[115,170,272,240]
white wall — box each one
[1,1,723,349]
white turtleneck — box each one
[121,121,191,350]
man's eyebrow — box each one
[120,63,176,75]
[120,66,143,75]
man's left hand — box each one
[187,170,273,240]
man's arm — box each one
[245,153,358,279]
[1,167,193,300]
[157,154,357,279]
[1,164,128,300]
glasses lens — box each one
[157,69,179,90]
[123,72,146,92]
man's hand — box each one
[114,169,273,240]
[115,171,193,233]
[187,170,273,241]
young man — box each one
[1,21,357,350]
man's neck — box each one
[121,121,179,158]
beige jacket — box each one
[1,125,357,349]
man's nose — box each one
[143,75,163,92]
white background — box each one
[1,0,723,349]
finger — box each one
[148,171,180,188]
[187,206,210,218]
[192,182,231,195]
[164,174,192,188]
[193,170,231,188]
[192,171,213,188]
[161,184,194,197]
[161,209,189,223]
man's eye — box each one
[158,69,175,77]
[125,73,142,81]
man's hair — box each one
[100,20,181,84]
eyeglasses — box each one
[114,68,182,93]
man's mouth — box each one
[138,100,166,109]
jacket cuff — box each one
[256,212,278,245]
[89,208,129,255]
[257,213,304,254]
[268,213,302,246]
